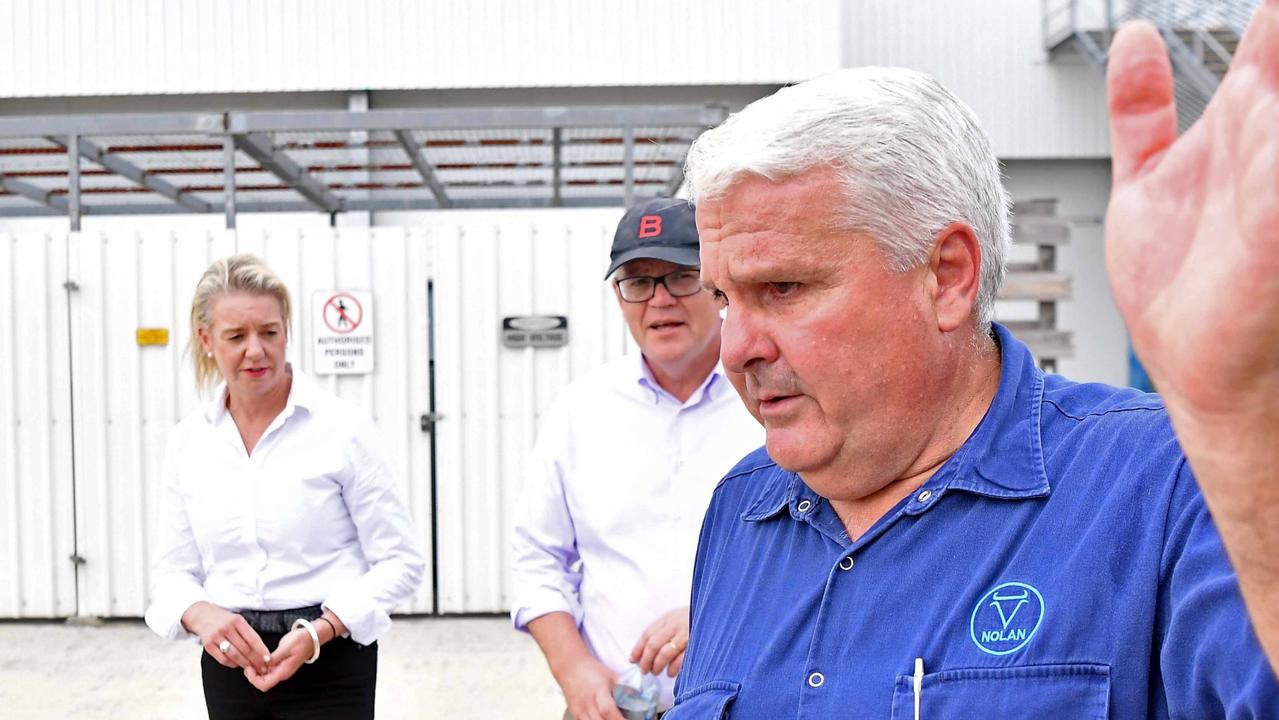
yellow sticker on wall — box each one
[136,328,170,346]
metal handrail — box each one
[1048,0,1258,40]
[1042,0,1078,47]
[1194,28,1235,67]
[1044,0,1259,131]
[1121,0,1257,33]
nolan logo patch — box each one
[969,581,1044,656]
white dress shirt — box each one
[510,353,764,709]
[145,368,424,646]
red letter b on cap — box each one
[638,215,662,238]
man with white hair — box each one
[665,11,1279,719]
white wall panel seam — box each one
[55,232,76,616]
[2,233,22,615]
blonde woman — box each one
[145,254,424,719]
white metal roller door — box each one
[0,232,77,618]
[430,208,630,613]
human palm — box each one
[1104,1,1279,670]
[1106,6,1279,413]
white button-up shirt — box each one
[145,368,424,646]
[510,354,764,708]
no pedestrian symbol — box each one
[323,293,363,334]
[313,290,374,375]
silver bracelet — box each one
[291,618,322,664]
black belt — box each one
[236,605,323,635]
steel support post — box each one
[551,128,563,208]
[622,125,635,208]
[223,135,237,230]
[67,134,81,231]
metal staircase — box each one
[1043,0,1260,131]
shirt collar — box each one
[631,353,725,406]
[741,322,1050,521]
[938,323,1051,500]
[202,363,316,426]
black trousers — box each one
[200,630,377,720]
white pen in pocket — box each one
[913,657,924,720]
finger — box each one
[243,666,274,693]
[257,663,292,693]
[597,689,625,720]
[651,640,679,675]
[669,650,685,678]
[638,639,662,674]
[1231,0,1279,88]
[220,641,255,671]
[227,631,267,674]
[206,642,238,669]
[1107,20,1178,185]
[629,630,651,663]
[232,616,273,670]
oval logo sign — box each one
[969,581,1044,656]
[507,316,563,332]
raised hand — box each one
[1105,1,1279,671]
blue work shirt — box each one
[669,324,1278,718]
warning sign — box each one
[313,290,374,375]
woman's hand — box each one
[181,601,271,675]
[243,628,316,693]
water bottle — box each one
[612,664,659,720]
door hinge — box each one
[419,412,445,433]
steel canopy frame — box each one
[0,104,723,227]
[0,196,640,217]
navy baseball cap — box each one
[604,198,701,279]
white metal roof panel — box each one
[0,0,840,98]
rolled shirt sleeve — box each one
[323,417,426,646]
[509,400,585,631]
[144,429,211,642]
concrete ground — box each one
[0,616,565,719]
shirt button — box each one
[797,499,813,513]
[917,489,933,503]
[808,672,825,688]
[839,556,855,571]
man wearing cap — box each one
[510,198,763,720]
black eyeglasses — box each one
[614,269,703,303]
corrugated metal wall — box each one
[432,211,630,613]
[0,208,629,617]
[0,232,77,618]
[0,0,1111,159]
[0,0,841,97]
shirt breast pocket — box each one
[666,681,740,719]
[889,663,1110,719]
